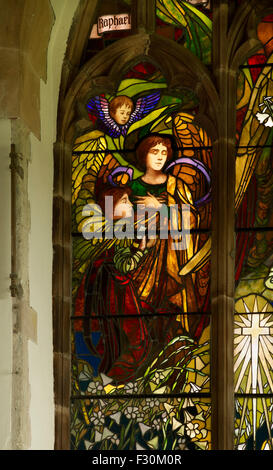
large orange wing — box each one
[172,113,212,310]
[172,112,212,230]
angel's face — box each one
[145,143,168,171]
[113,193,133,219]
[113,104,132,125]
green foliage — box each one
[71,334,211,450]
[156,0,212,64]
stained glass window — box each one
[61,0,273,452]
[235,14,273,450]
[71,58,212,450]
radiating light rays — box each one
[234,294,273,449]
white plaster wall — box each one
[0,119,12,450]
[27,0,80,450]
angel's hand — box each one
[135,192,163,209]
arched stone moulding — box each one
[60,33,220,143]
[230,3,273,71]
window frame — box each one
[53,0,272,450]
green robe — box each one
[130,177,167,200]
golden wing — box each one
[172,112,212,230]
[72,127,123,233]
[236,51,273,211]
[72,130,110,205]
[72,129,132,212]
[72,130,132,294]
[172,113,212,309]
[177,52,273,272]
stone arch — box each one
[59,33,220,142]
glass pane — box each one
[235,230,273,290]
[235,15,273,451]
[257,14,273,59]
[235,397,273,450]
[234,309,273,395]
[71,60,212,447]
[156,0,212,65]
[235,150,273,229]
[235,15,273,226]
[71,397,211,450]
[71,313,210,394]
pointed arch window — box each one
[53,0,273,451]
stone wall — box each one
[0,0,80,450]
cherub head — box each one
[109,95,134,126]
[87,92,160,138]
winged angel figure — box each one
[87,92,161,138]
[236,53,273,212]
[180,52,273,284]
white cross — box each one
[242,314,270,448]
[242,315,269,393]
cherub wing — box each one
[122,92,161,135]
[87,95,121,138]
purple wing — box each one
[107,166,134,187]
[121,92,161,136]
[87,96,121,138]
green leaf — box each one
[105,134,122,151]
[150,111,173,133]
[127,104,176,135]
[117,78,167,98]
